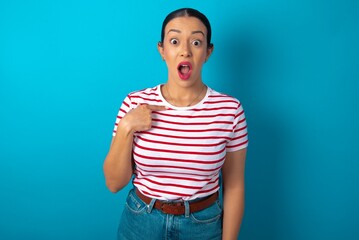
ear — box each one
[205,44,214,62]
[157,42,165,61]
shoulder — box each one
[126,85,161,105]
[206,87,241,107]
[127,85,159,98]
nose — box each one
[180,42,192,57]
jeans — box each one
[117,188,223,240]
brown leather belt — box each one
[135,189,218,215]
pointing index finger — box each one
[147,105,168,111]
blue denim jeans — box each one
[117,188,223,240]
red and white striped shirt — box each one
[113,85,248,201]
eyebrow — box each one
[167,29,205,36]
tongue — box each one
[180,65,190,74]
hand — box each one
[121,104,167,133]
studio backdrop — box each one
[0,0,358,239]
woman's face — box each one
[158,16,213,87]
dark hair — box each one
[160,8,213,49]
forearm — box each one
[103,123,134,193]
[222,186,245,240]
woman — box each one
[103,8,248,240]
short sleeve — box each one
[112,95,133,136]
[226,102,248,152]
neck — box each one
[163,83,206,107]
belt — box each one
[135,189,218,215]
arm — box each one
[103,120,135,193]
[103,104,167,193]
[221,148,247,240]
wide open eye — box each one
[170,38,179,45]
[192,40,202,47]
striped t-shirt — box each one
[113,84,248,201]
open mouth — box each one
[177,62,192,80]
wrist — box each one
[117,118,135,137]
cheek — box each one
[197,52,208,63]
[198,48,209,58]
[163,49,175,60]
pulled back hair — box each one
[160,8,213,49]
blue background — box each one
[1,0,358,239]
